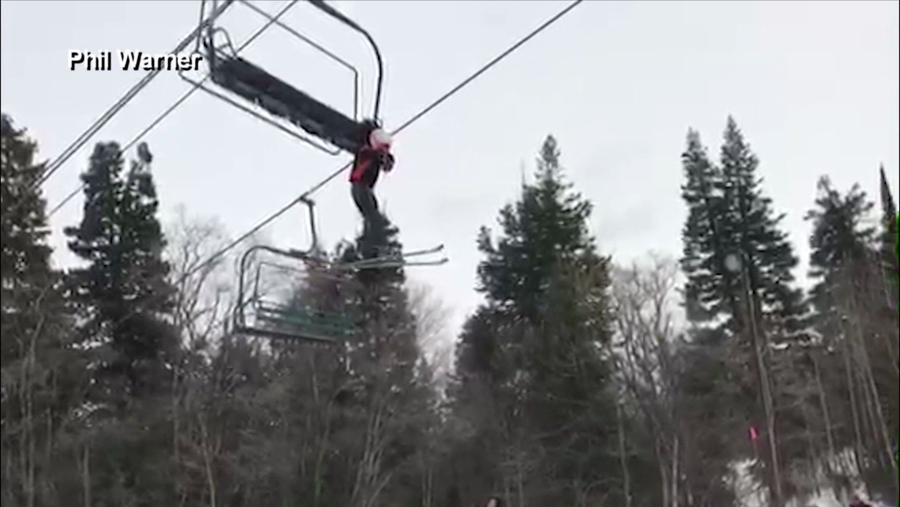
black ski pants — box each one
[351,182,385,257]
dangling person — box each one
[348,120,394,259]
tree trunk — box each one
[172,367,182,497]
[854,318,900,493]
[671,436,680,507]
[616,402,632,507]
[840,321,866,476]
[81,444,91,507]
[199,414,217,507]
[742,267,784,507]
[656,439,670,507]
[849,289,899,494]
[516,447,526,507]
[811,353,837,465]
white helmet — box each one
[369,128,392,150]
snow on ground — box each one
[729,449,889,507]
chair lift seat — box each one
[210,55,364,153]
[255,302,356,339]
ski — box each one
[336,244,446,270]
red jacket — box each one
[349,126,394,187]
[349,145,393,187]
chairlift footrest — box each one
[338,244,447,270]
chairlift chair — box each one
[180,0,384,156]
[232,196,357,342]
[233,243,363,342]
[230,197,446,341]
[196,1,449,340]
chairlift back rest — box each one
[242,314,340,342]
[255,306,353,337]
[256,302,357,326]
[210,55,365,153]
[257,301,358,324]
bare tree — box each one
[611,253,683,507]
[408,281,455,390]
[833,259,899,498]
[163,206,241,504]
[164,205,234,349]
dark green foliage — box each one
[50,141,182,504]
[805,176,876,335]
[680,128,737,325]
[879,166,898,305]
[681,117,805,336]
[679,117,810,504]
[0,114,52,284]
[64,142,178,406]
[719,117,805,337]
[6,105,896,507]
[454,135,619,505]
[476,136,599,322]
[1,113,85,507]
[805,173,899,501]
[239,215,437,506]
[338,216,421,384]
[1,113,56,375]
[674,330,745,505]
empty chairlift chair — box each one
[233,243,361,342]
[230,196,361,342]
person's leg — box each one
[351,183,383,258]
[365,192,388,250]
[351,183,367,229]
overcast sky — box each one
[2,0,898,340]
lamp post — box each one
[725,251,784,507]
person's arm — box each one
[382,153,395,172]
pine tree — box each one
[456,135,617,505]
[677,128,758,503]
[64,141,177,407]
[879,165,898,306]
[1,114,55,370]
[344,218,435,505]
[679,118,807,505]
[0,115,52,286]
[679,128,739,328]
[895,211,899,306]
[807,175,900,499]
[61,142,184,504]
[339,216,420,387]
[1,114,84,507]
[269,216,432,505]
[721,117,810,505]
[805,176,876,335]
[880,165,898,249]
[476,136,598,322]
[680,119,805,337]
[719,116,806,339]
